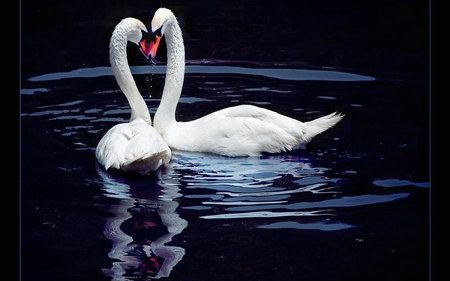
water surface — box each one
[21,61,429,281]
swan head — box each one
[139,29,161,60]
[114,17,157,61]
[117,17,148,45]
[151,8,174,37]
[138,8,175,59]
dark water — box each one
[20,1,429,281]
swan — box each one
[95,17,171,175]
[145,8,344,157]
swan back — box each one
[96,119,171,174]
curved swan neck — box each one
[154,13,185,131]
[110,23,152,125]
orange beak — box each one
[140,35,161,60]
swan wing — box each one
[208,104,308,134]
[122,119,171,166]
[96,119,171,173]
[166,105,343,156]
[168,112,305,156]
[209,105,343,144]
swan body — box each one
[148,8,343,157]
[96,18,171,174]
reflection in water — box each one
[166,151,410,229]
[97,151,358,279]
[98,167,187,280]
[259,220,356,231]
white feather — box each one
[96,119,171,174]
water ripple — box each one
[164,152,410,231]
[28,64,375,82]
[200,209,335,219]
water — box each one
[20,1,429,281]
[20,61,429,280]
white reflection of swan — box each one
[170,151,333,192]
[98,167,187,280]
[148,193,187,278]
[102,198,137,280]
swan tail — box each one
[303,112,344,142]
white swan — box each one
[96,18,171,175]
[145,8,344,157]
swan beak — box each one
[149,36,161,59]
[139,36,161,60]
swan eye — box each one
[140,30,152,45]
[153,26,162,37]
[140,28,161,44]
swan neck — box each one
[154,17,185,131]
[110,28,151,125]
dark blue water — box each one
[20,1,429,280]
